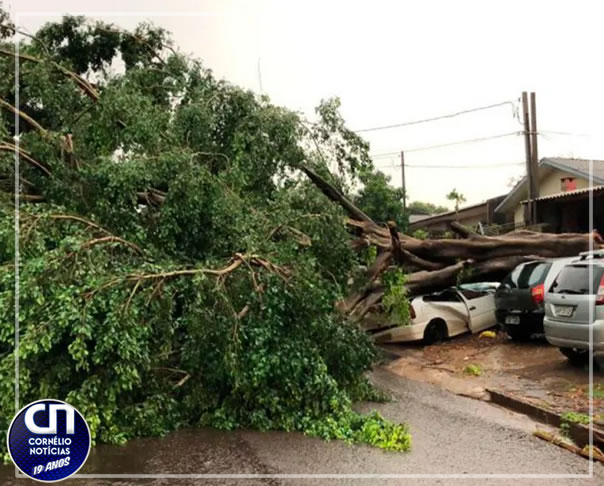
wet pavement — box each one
[383,332,604,418]
[1,368,603,485]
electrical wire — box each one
[374,162,525,169]
[370,131,521,158]
[539,130,592,138]
[354,101,516,133]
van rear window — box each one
[502,262,552,289]
[550,265,604,295]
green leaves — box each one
[0,11,411,455]
[355,171,408,229]
[382,269,411,326]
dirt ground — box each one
[381,332,604,422]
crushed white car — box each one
[372,283,499,344]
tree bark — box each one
[300,166,374,224]
[300,165,604,321]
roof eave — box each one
[494,158,604,214]
[542,158,604,185]
[494,177,527,214]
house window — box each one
[561,177,577,192]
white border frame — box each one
[12,10,594,480]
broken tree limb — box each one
[0,47,100,102]
[399,248,445,272]
[300,166,375,224]
[400,233,601,262]
[448,221,480,239]
[348,219,602,263]
[533,430,604,463]
[0,98,48,137]
[347,254,544,320]
[339,251,393,314]
[299,163,604,320]
[350,285,387,319]
[0,142,52,176]
[405,259,472,295]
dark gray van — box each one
[495,258,574,340]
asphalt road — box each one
[2,368,602,485]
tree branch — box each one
[300,165,375,224]
[0,98,48,137]
[0,142,52,176]
[0,47,100,102]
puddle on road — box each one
[0,428,276,485]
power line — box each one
[370,131,521,158]
[374,162,525,169]
[539,130,592,138]
[354,100,516,133]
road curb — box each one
[488,388,604,448]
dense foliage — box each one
[407,201,448,215]
[354,171,407,230]
[0,12,410,455]
[382,269,411,325]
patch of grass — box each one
[463,364,483,376]
[560,411,590,438]
[561,411,591,425]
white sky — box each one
[8,0,604,209]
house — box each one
[408,214,431,225]
[408,195,509,234]
[494,157,604,234]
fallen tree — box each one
[305,167,604,320]
[0,12,412,456]
[1,10,599,457]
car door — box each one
[460,290,497,333]
[421,289,469,337]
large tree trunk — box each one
[302,164,604,320]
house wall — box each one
[409,195,508,232]
[537,194,604,233]
[514,205,524,225]
[409,204,486,233]
[513,169,592,226]
[539,169,591,195]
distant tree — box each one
[446,189,466,220]
[408,200,449,215]
[355,171,408,230]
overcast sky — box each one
[8,0,604,209]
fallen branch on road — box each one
[534,430,604,463]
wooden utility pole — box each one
[522,92,535,226]
[529,92,539,224]
[400,151,407,211]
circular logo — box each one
[6,399,91,482]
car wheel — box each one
[424,319,447,345]
[559,347,590,366]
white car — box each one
[372,283,499,344]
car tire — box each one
[505,327,531,341]
[559,347,590,366]
[424,319,447,345]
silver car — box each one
[543,250,604,365]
